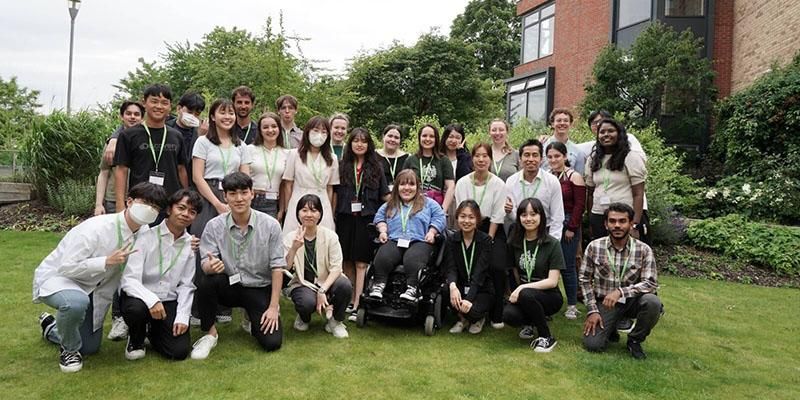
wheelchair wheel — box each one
[356,308,367,328]
[424,315,435,336]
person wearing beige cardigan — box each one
[284,194,353,338]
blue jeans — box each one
[561,214,580,306]
[40,289,103,354]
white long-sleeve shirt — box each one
[121,220,196,326]
[32,212,147,331]
[504,169,565,240]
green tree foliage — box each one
[0,76,41,149]
[581,22,716,145]
[346,33,503,133]
[450,0,520,82]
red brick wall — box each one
[513,0,612,112]
[712,0,734,98]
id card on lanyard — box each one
[351,164,363,213]
[261,147,279,198]
[143,125,167,186]
[226,213,256,285]
[397,204,412,248]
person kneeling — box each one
[445,200,494,334]
[120,189,201,361]
[503,198,565,353]
[284,194,353,338]
[191,172,286,359]
[580,203,661,359]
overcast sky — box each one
[1,0,471,112]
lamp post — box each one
[66,0,81,114]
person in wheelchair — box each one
[444,200,494,334]
[503,198,565,353]
[369,170,447,302]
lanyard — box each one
[384,155,399,178]
[309,154,324,187]
[555,170,566,181]
[227,213,256,266]
[283,129,290,148]
[471,173,488,208]
[115,214,137,272]
[399,204,412,233]
[419,158,432,183]
[602,168,611,192]
[261,147,278,189]
[242,124,251,143]
[354,164,363,196]
[520,176,542,200]
[492,156,505,176]
[521,239,540,282]
[304,240,318,278]
[219,146,232,175]
[605,237,634,282]
[156,225,187,277]
[143,125,167,172]
[461,239,476,278]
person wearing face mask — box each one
[247,112,288,221]
[232,86,257,145]
[281,116,340,237]
[329,113,349,160]
[376,124,408,193]
[34,183,166,373]
[166,92,206,187]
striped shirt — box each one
[579,235,658,314]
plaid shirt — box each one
[579,236,658,314]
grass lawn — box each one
[1,230,798,400]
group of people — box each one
[32,83,662,374]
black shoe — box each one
[39,312,55,339]
[617,318,635,333]
[125,337,146,360]
[627,339,646,359]
[609,330,620,343]
[59,348,83,373]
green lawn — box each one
[1,231,798,400]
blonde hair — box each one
[329,113,350,126]
[489,118,513,154]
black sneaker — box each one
[125,337,146,360]
[609,330,620,343]
[627,339,647,359]
[617,318,635,333]
[39,312,55,339]
[59,348,83,373]
[531,336,558,353]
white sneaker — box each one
[449,320,466,334]
[468,318,485,334]
[325,320,349,339]
[190,334,218,360]
[531,336,557,353]
[369,282,386,299]
[491,322,505,329]
[293,314,309,332]
[399,285,418,302]
[125,337,146,361]
[564,305,580,320]
[107,317,129,341]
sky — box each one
[1,0,471,112]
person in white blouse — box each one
[504,139,565,241]
[120,189,201,361]
[247,111,288,221]
[34,183,166,373]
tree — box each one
[450,0,520,82]
[580,22,716,145]
[0,76,41,149]
[346,33,503,133]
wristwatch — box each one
[318,287,327,294]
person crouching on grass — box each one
[191,172,286,359]
[34,183,166,373]
[119,189,203,361]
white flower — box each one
[705,189,718,199]
[722,188,731,199]
[742,183,751,195]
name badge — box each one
[600,196,611,206]
[351,202,363,213]
[149,171,165,186]
[265,191,279,200]
[229,273,242,286]
[387,184,394,192]
[397,238,411,248]
[463,286,470,294]
[218,181,224,191]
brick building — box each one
[506,0,800,125]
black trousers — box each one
[372,240,433,287]
[196,273,282,352]
[449,289,494,323]
[290,276,353,323]
[484,224,508,324]
[503,288,563,338]
[119,292,191,360]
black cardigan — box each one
[444,229,494,301]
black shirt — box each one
[233,121,258,145]
[166,118,198,187]
[334,163,390,217]
[444,230,494,301]
[380,153,409,188]
[304,238,317,282]
[113,123,186,196]
[506,234,565,293]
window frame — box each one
[521,2,556,63]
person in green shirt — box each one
[402,124,455,212]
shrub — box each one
[47,178,95,217]
[687,215,800,275]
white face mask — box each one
[128,203,159,225]
[309,132,327,147]
[180,112,200,128]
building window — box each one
[617,0,651,28]
[521,3,555,63]
[665,0,704,17]
[507,73,548,123]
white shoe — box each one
[369,282,386,299]
[564,305,580,320]
[449,320,466,334]
[107,317,128,341]
[399,285,418,302]
[125,337,146,361]
[190,334,218,360]
[491,322,505,329]
[293,315,309,332]
[468,318,485,334]
[325,320,349,339]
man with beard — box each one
[232,86,257,145]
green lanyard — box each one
[227,213,256,265]
[492,156,505,176]
[354,164,363,196]
[471,174,488,208]
[419,158,432,183]
[156,225,187,277]
[243,124,251,143]
[304,240,318,278]
[602,168,611,192]
[309,154,324,187]
[384,155,399,178]
[461,239,476,278]
[218,146,232,175]
[521,239,540,282]
[115,214,137,272]
[261,147,278,190]
[521,177,542,200]
[605,237,634,282]
[556,170,566,181]
[282,129,290,148]
[399,204,412,233]
[142,125,167,172]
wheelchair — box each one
[355,229,449,336]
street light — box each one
[66,0,81,114]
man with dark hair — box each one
[167,92,206,187]
[275,94,302,149]
[580,202,662,359]
[232,86,257,145]
[191,172,286,359]
[114,84,189,214]
[120,189,203,361]
[34,183,166,372]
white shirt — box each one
[455,172,508,225]
[247,144,288,193]
[32,212,148,330]
[504,169,565,240]
[121,220,196,326]
[192,135,252,179]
